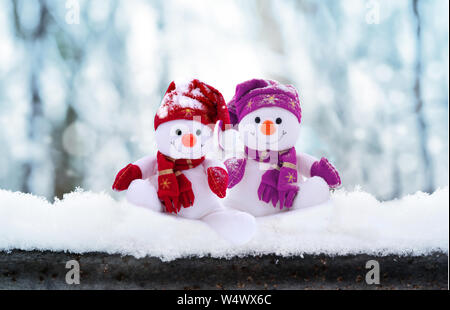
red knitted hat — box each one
[154,79,230,131]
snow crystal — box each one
[0,187,447,261]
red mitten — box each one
[177,174,195,208]
[157,174,180,213]
[112,164,142,191]
[207,167,228,198]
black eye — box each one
[276,118,282,124]
[176,129,182,136]
[196,129,202,136]
[255,117,261,123]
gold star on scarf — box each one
[160,178,171,189]
[285,172,296,183]
[259,151,269,162]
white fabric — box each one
[297,152,318,178]
[126,179,162,212]
[134,156,157,179]
[224,159,330,216]
[237,107,301,151]
[155,120,214,160]
[202,209,256,245]
[293,177,330,209]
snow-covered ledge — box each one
[0,188,448,289]
[1,188,447,259]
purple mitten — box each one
[277,168,299,209]
[258,169,280,207]
[279,189,298,208]
[224,158,246,189]
[310,157,341,189]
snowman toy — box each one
[223,79,341,217]
[113,79,256,245]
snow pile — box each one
[0,188,448,261]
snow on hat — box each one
[227,79,301,126]
[154,79,230,131]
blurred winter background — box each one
[0,0,447,201]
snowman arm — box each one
[133,155,157,179]
[296,153,318,178]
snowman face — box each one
[238,107,300,151]
[155,119,214,159]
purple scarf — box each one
[225,147,299,209]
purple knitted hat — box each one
[228,79,301,126]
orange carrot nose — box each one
[260,120,276,136]
[182,133,197,147]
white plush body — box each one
[125,119,256,245]
[224,154,330,217]
[222,107,331,217]
[128,157,226,219]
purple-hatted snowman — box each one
[222,79,341,217]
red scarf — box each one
[156,151,205,214]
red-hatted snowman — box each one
[113,79,256,245]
